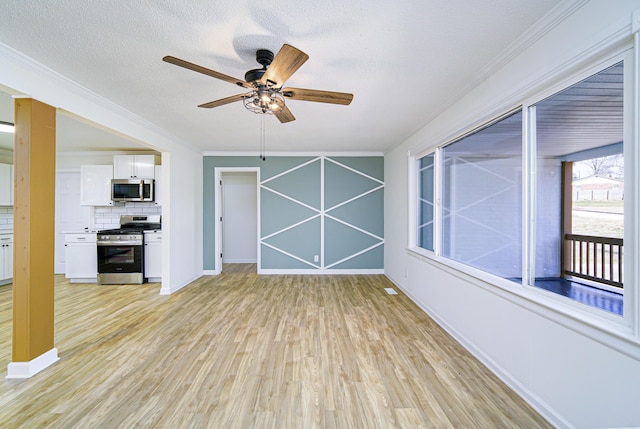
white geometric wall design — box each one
[260,156,384,270]
[323,158,384,269]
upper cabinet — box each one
[0,164,13,206]
[80,165,113,206]
[113,155,155,179]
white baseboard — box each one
[222,259,257,263]
[384,274,570,429]
[258,269,384,275]
[159,274,202,295]
[6,348,59,379]
[202,270,219,275]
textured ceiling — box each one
[0,0,562,154]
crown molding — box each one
[203,150,384,157]
[0,41,200,154]
[395,0,589,152]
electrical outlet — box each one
[314,255,319,262]
[404,268,409,278]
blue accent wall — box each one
[203,156,384,271]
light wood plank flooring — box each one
[0,272,551,428]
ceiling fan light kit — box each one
[243,90,285,115]
[163,44,354,124]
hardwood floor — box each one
[0,273,551,428]
[223,263,257,273]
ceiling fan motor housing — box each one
[244,49,274,83]
[256,49,274,67]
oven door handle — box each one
[97,241,143,246]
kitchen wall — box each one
[384,2,640,427]
[55,153,162,230]
[56,152,161,171]
[92,203,161,230]
[0,150,11,165]
[203,155,384,273]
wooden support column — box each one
[560,161,573,278]
[7,97,59,378]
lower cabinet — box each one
[0,233,13,285]
[65,233,97,283]
[144,232,162,282]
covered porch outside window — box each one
[533,61,624,315]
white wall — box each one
[0,40,203,295]
[56,152,116,170]
[385,2,640,428]
[159,150,203,294]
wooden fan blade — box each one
[273,104,296,123]
[281,87,353,105]
[198,93,246,109]
[260,44,309,88]
[163,56,252,89]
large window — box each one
[414,57,629,316]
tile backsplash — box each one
[0,203,161,232]
[92,203,161,230]
[0,207,12,230]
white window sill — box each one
[405,247,640,361]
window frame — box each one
[414,151,437,254]
[408,46,637,336]
[521,51,634,327]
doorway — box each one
[215,169,259,273]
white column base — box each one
[6,348,59,379]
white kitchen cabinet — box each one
[0,233,13,285]
[144,231,162,282]
[0,164,13,206]
[80,165,113,206]
[154,165,162,206]
[64,232,97,283]
[113,155,155,179]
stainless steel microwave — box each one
[111,179,155,202]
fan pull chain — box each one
[260,114,266,161]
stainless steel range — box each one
[97,215,161,285]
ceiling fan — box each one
[163,44,353,123]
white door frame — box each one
[214,167,260,274]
